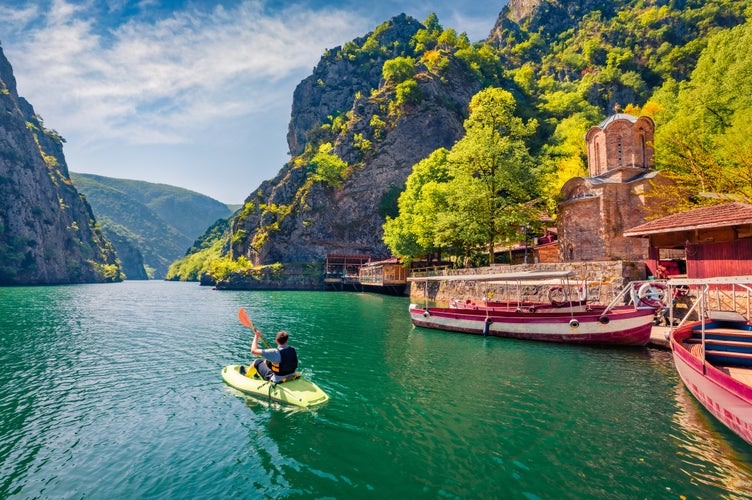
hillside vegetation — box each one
[71,173,233,279]
[170,0,752,284]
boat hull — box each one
[409,305,654,345]
[671,321,752,445]
[221,365,329,407]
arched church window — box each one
[640,135,646,167]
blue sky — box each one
[0,0,507,204]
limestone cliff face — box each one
[490,0,627,39]
[286,13,424,157]
[230,16,482,268]
[0,46,120,284]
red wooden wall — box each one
[686,240,752,278]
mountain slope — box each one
[71,173,232,279]
[172,2,751,287]
[229,14,488,267]
[0,46,120,285]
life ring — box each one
[548,286,566,307]
[637,282,668,309]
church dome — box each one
[597,113,638,128]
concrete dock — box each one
[648,325,671,349]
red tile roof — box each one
[624,202,752,237]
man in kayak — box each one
[240,328,299,382]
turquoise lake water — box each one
[1,281,752,498]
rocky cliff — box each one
[228,15,484,271]
[492,0,626,36]
[0,46,121,285]
[172,1,747,288]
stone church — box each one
[557,112,671,262]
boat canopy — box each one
[407,270,575,283]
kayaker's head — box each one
[276,331,289,346]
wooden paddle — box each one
[238,307,271,348]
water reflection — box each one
[671,382,752,495]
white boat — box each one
[668,276,752,445]
[408,271,655,345]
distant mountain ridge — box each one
[71,173,233,279]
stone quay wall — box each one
[408,261,648,306]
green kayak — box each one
[221,365,329,407]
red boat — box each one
[668,276,752,445]
[409,270,654,345]
[410,304,653,345]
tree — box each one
[383,149,451,263]
[538,111,599,211]
[446,88,539,263]
[382,56,415,84]
[310,143,348,189]
[655,21,752,207]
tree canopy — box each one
[654,21,752,208]
[384,88,541,265]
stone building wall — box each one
[585,115,654,176]
[558,113,665,263]
[556,196,604,261]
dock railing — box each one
[639,276,752,344]
[408,265,450,278]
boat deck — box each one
[725,366,752,386]
[684,340,752,383]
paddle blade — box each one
[238,308,254,329]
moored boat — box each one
[222,364,329,407]
[668,276,752,445]
[409,304,653,345]
[408,270,654,345]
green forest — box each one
[170,0,752,280]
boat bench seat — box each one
[689,328,752,339]
[705,349,752,360]
[684,341,752,366]
[708,310,748,322]
[685,338,752,348]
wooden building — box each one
[624,202,752,278]
[324,254,370,290]
[358,258,408,295]
[324,253,407,295]
[533,229,559,263]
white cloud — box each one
[0,3,40,27]
[1,0,368,147]
[0,0,503,201]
